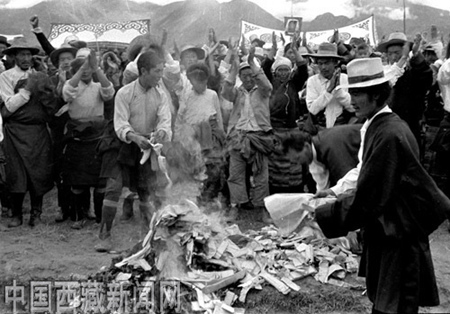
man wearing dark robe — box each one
[315,58,450,314]
[0,39,57,227]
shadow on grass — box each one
[239,279,370,314]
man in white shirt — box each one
[95,50,172,252]
[0,39,57,227]
[306,42,354,129]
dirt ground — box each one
[0,187,449,314]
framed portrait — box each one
[284,17,302,36]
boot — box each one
[93,191,104,224]
[55,185,71,222]
[55,208,69,223]
[8,216,22,228]
[1,207,12,218]
[8,193,24,228]
[260,207,273,224]
[29,211,42,227]
[94,231,113,253]
[29,197,43,227]
[71,193,86,230]
[120,198,134,221]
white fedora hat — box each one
[338,57,395,89]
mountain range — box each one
[0,0,449,49]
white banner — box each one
[48,20,150,48]
[241,16,378,50]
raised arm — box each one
[30,15,55,55]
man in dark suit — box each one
[315,57,450,314]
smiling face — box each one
[239,68,256,91]
[139,62,164,90]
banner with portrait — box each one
[240,16,378,50]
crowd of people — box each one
[1,14,450,313]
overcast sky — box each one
[0,0,448,21]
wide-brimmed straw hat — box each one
[49,43,78,67]
[338,57,395,89]
[3,37,39,56]
[180,45,205,60]
[376,32,411,53]
[306,42,342,59]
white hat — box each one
[76,48,91,59]
[271,57,292,72]
[338,57,395,89]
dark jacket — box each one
[389,53,433,142]
[2,77,57,195]
[317,112,449,313]
[312,124,361,187]
[262,59,309,128]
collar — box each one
[136,79,160,93]
[13,65,32,74]
[317,73,332,84]
[239,84,258,94]
[361,105,392,134]
[190,86,206,95]
[311,142,318,163]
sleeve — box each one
[162,59,181,92]
[62,81,79,102]
[333,75,353,112]
[437,60,450,85]
[221,79,238,103]
[345,132,404,231]
[32,29,55,56]
[155,90,173,141]
[0,73,31,113]
[212,92,224,132]
[330,166,360,196]
[218,60,231,80]
[114,88,134,143]
[253,68,272,99]
[261,58,274,83]
[291,61,309,93]
[0,113,4,142]
[309,159,330,192]
[99,82,115,101]
[306,76,332,115]
[384,63,405,87]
